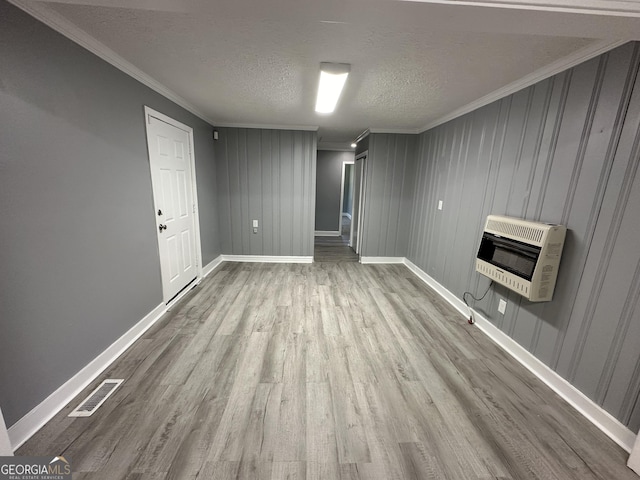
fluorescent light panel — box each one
[315,63,350,114]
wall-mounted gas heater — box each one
[476,215,566,302]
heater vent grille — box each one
[68,379,123,417]
[486,218,545,244]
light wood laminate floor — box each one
[314,236,358,263]
[18,262,636,479]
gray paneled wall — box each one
[362,133,417,257]
[215,128,317,256]
[315,150,354,231]
[0,1,220,427]
[407,42,640,430]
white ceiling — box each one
[14,0,640,148]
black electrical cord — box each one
[463,280,494,325]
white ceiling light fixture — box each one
[351,142,357,148]
[315,63,350,114]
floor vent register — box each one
[68,379,124,417]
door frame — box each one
[351,151,368,256]
[0,406,12,455]
[143,106,203,304]
[629,430,640,474]
[338,159,355,240]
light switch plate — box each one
[498,299,507,314]
[438,200,443,210]
[252,219,259,228]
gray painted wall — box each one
[315,150,354,231]
[215,128,317,256]
[0,1,220,427]
[362,134,417,257]
[407,42,640,430]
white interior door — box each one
[145,109,199,302]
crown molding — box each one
[399,0,640,17]
[317,146,355,152]
[354,129,371,143]
[419,38,628,133]
[10,1,631,141]
[215,122,319,131]
[36,0,640,17]
[8,0,217,126]
[369,127,420,134]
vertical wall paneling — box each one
[407,42,640,429]
[215,128,317,256]
[361,134,417,257]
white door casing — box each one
[338,160,354,239]
[351,152,367,256]
[629,431,640,475]
[351,158,361,253]
[144,107,201,303]
[0,406,12,455]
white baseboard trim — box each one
[342,213,352,220]
[403,257,636,453]
[8,302,168,451]
[403,259,469,318]
[221,255,313,264]
[473,310,637,453]
[315,230,341,237]
[202,255,224,278]
[360,256,405,264]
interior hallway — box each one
[17,262,635,479]
[314,215,357,263]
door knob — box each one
[159,224,167,232]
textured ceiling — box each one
[26,0,638,147]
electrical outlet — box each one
[438,200,443,211]
[498,299,507,314]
